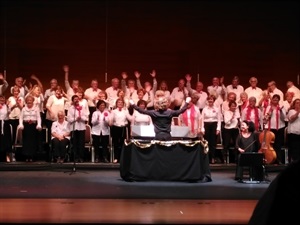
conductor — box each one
[129,96,191,141]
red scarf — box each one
[263,100,269,114]
[182,105,196,132]
[268,105,280,130]
[241,100,248,112]
[76,105,82,117]
[246,106,259,131]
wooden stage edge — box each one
[0,198,257,224]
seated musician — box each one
[235,120,262,182]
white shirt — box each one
[51,120,70,140]
[105,86,119,110]
[245,86,263,106]
[67,105,88,131]
[287,109,300,135]
[84,87,101,107]
[19,105,42,128]
[7,96,24,119]
[132,110,152,125]
[170,87,188,107]
[46,95,67,121]
[91,109,111,136]
[201,105,222,132]
[110,108,132,127]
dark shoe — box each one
[202,176,212,182]
[235,177,243,182]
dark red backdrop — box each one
[0,0,299,95]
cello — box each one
[259,128,277,164]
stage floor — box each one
[0,163,284,224]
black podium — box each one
[120,139,211,182]
[239,152,264,184]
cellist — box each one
[263,94,286,165]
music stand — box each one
[239,152,264,184]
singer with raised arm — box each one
[129,96,191,141]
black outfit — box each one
[111,125,127,162]
[235,132,262,181]
[131,103,189,141]
[203,121,218,163]
[288,133,300,162]
[71,130,85,162]
[51,137,70,160]
[0,120,13,161]
[22,122,39,160]
[270,127,285,164]
[92,134,109,162]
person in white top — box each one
[25,84,45,153]
[0,95,13,163]
[244,77,263,106]
[91,100,111,163]
[121,72,139,104]
[7,86,24,146]
[226,76,244,104]
[51,110,70,163]
[282,91,294,125]
[170,78,189,110]
[113,89,130,110]
[131,99,152,126]
[45,86,68,145]
[44,78,58,105]
[287,98,300,162]
[84,79,102,126]
[63,65,79,112]
[67,94,89,163]
[109,98,132,163]
[241,96,263,132]
[135,70,157,110]
[263,94,286,164]
[75,87,90,123]
[286,81,300,101]
[105,77,120,110]
[19,95,42,162]
[265,80,284,106]
[238,92,249,114]
[178,93,202,139]
[207,76,226,108]
[185,74,208,112]
[10,76,29,98]
[153,80,171,101]
[201,94,222,164]
[222,100,240,164]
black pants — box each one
[111,126,127,161]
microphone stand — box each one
[64,104,88,175]
[70,107,77,174]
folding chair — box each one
[85,124,94,162]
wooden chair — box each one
[85,124,94,162]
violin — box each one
[258,128,277,164]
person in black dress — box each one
[235,120,262,181]
[129,95,191,141]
